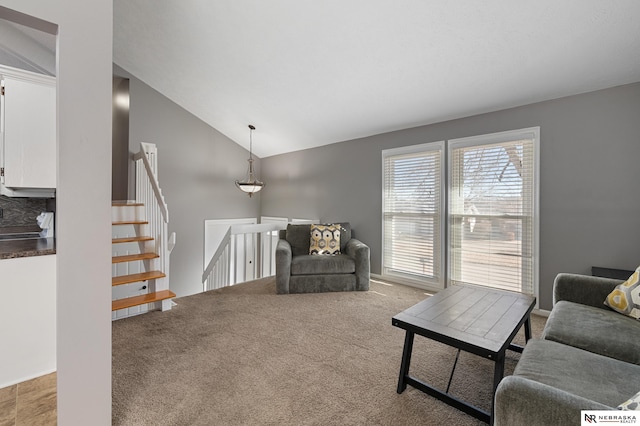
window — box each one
[381,128,539,297]
[382,142,445,290]
[448,128,539,295]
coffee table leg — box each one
[397,330,415,393]
[524,316,532,342]
[491,353,506,426]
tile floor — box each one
[0,373,56,426]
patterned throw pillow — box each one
[604,266,640,319]
[309,224,341,255]
[617,390,640,410]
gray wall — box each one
[261,82,640,310]
[113,64,262,297]
[2,1,113,424]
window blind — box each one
[449,134,537,295]
[382,142,444,288]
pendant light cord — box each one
[249,124,255,160]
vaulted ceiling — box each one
[0,18,56,76]
[113,1,640,158]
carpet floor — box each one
[112,278,546,425]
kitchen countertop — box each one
[0,226,56,259]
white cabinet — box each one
[0,255,56,387]
[0,65,56,196]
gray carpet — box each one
[112,278,546,425]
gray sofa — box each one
[495,273,640,425]
[275,223,370,294]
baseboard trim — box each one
[533,308,550,317]
[371,274,552,318]
[0,368,57,389]
[370,274,440,293]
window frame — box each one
[447,127,540,301]
[381,141,445,292]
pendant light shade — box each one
[235,124,265,197]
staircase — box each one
[111,202,175,319]
[111,142,176,320]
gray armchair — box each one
[275,223,370,294]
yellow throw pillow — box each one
[309,224,341,255]
[618,390,640,410]
[605,266,640,319]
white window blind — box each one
[382,142,444,289]
[448,128,538,295]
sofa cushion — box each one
[289,274,356,293]
[291,254,355,275]
[604,267,640,319]
[513,339,640,408]
[309,224,341,255]
[542,300,640,365]
[286,224,312,256]
[337,223,351,253]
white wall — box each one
[0,2,112,425]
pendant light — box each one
[235,124,265,197]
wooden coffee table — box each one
[392,284,536,424]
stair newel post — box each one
[160,220,171,311]
[224,243,230,288]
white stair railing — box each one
[134,142,176,310]
[202,223,286,291]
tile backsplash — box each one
[0,195,55,228]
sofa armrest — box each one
[346,238,370,291]
[276,239,292,294]
[495,376,612,426]
[553,273,623,309]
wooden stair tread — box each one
[112,220,149,226]
[112,252,159,264]
[112,236,154,244]
[112,290,176,311]
[112,201,144,207]
[112,270,166,286]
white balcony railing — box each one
[202,223,286,291]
